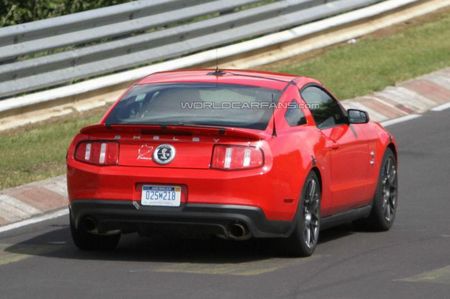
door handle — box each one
[331,143,340,150]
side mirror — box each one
[347,109,369,124]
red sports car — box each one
[67,69,398,256]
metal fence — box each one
[0,0,380,99]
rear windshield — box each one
[105,83,281,130]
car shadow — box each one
[4,223,358,264]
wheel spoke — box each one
[385,202,391,220]
[389,190,397,210]
[313,202,319,217]
[308,180,316,201]
[312,220,318,243]
[385,158,391,179]
[388,166,396,185]
[383,187,389,205]
[384,157,396,185]
[305,226,311,247]
[309,223,315,244]
[389,199,395,211]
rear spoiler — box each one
[80,124,269,140]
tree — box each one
[0,0,132,27]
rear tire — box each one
[70,212,121,251]
[283,171,321,257]
[362,148,398,231]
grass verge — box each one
[1,9,450,189]
[260,8,450,99]
[0,113,101,189]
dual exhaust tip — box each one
[81,216,251,240]
[81,216,97,232]
[228,223,251,240]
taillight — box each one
[75,141,119,165]
[211,145,264,170]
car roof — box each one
[137,69,308,90]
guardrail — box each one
[0,0,382,99]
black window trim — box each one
[105,82,283,130]
[284,98,307,127]
[299,83,348,130]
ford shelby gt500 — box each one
[67,69,398,256]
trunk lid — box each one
[80,124,267,169]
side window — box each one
[301,86,346,129]
[284,99,306,127]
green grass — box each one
[263,11,450,99]
[1,11,450,190]
[0,113,101,189]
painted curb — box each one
[341,67,450,121]
[0,176,67,227]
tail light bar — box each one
[75,141,119,165]
[211,145,264,170]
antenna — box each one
[271,93,277,137]
[215,48,219,73]
[209,48,225,77]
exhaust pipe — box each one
[80,216,120,235]
[81,216,97,232]
[228,223,251,240]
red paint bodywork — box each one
[67,70,397,222]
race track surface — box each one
[0,108,449,299]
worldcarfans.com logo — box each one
[180,101,319,110]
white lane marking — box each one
[0,195,42,222]
[130,255,323,276]
[381,114,421,127]
[398,265,450,285]
[431,102,450,112]
[0,209,68,234]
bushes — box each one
[0,0,132,27]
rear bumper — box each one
[70,200,294,238]
[67,151,305,222]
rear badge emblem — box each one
[153,144,176,164]
[137,144,153,160]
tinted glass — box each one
[301,86,346,129]
[285,99,306,127]
[105,83,281,130]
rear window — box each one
[105,83,281,130]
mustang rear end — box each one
[67,76,301,250]
[67,124,293,241]
[67,70,398,256]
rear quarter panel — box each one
[266,125,334,220]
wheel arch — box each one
[387,143,398,161]
[310,167,322,191]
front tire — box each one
[70,212,121,251]
[284,171,321,257]
[364,148,398,230]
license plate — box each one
[141,185,181,207]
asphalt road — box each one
[1,108,449,299]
